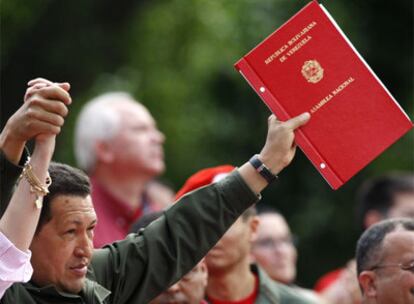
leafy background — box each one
[1,0,413,287]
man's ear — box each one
[95,141,114,164]
[358,270,377,298]
[198,260,208,287]
[249,216,260,242]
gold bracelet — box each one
[18,157,52,209]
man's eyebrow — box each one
[64,220,82,226]
[64,219,97,226]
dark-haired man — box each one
[175,165,315,303]
[1,91,311,303]
[356,174,414,229]
[356,218,414,304]
[315,174,414,304]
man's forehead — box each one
[258,214,289,235]
[117,103,155,126]
[389,192,414,218]
[50,195,97,222]
[382,229,414,259]
[114,100,149,116]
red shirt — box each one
[314,268,344,292]
[207,275,259,304]
[91,178,158,248]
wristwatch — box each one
[249,154,278,184]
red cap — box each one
[175,165,235,200]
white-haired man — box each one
[74,93,165,247]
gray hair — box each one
[356,217,414,275]
[74,92,135,172]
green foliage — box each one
[1,0,413,287]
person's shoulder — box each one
[268,282,317,304]
[1,282,30,303]
[254,265,317,304]
[289,286,326,304]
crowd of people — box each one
[0,78,413,304]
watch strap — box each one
[249,154,278,184]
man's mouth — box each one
[70,264,88,276]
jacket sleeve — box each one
[0,150,27,217]
[89,170,259,304]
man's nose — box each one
[74,233,93,258]
[153,128,165,144]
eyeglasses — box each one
[253,235,297,250]
[370,260,414,273]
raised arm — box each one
[90,112,310,303]
[0,80,71,298]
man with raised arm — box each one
[1,90,310,303]
[0,79,71,297]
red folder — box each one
[235,0,412,190]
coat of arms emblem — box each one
[301,60,324,83]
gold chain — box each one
[18,157,52,209]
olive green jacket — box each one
[252,265,316,304]
[0,154,259,303]
[0,150,29,215]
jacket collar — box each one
[24,278,111,303]
[250,264,281,303]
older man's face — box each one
[363,229,414,304]
[30,195,97,294]
[150,261,208,304]
[108,101,165,178]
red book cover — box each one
[235,0,413,189]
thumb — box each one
[56,82,71,91]
[284,112,310,130]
